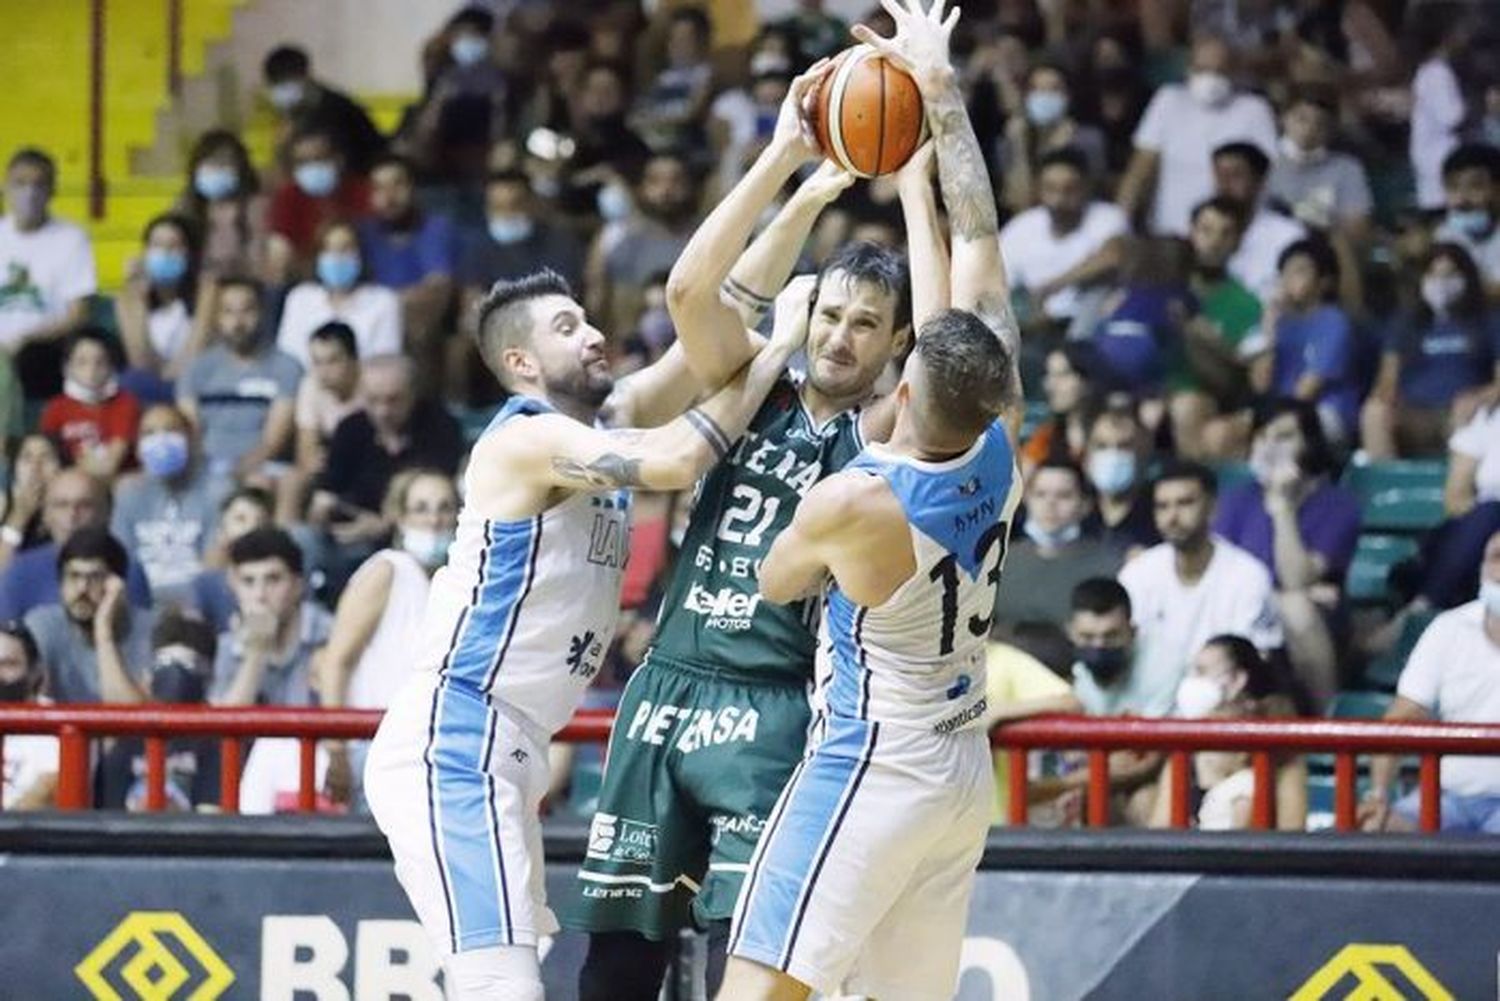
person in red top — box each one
[39,327,141,479]
[266,126,372,283]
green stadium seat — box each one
[1345,534,1419,605]
[1362,608,1439,690]
[1341,460,1447,533]
[1019,400,1050,443]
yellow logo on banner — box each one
[1290,944,1453,1001]
[75,911,235,1001]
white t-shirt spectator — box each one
[276,282,402,369]
[1132,85,1277,236]
[1450,405,1500,504]
[1410,57,1465,210]
[2,732,57,807]
[0,215,97,350]
[1228,207,1306,305]
[1119,537,1285,692]
[1397,601,1500,796]
[147,299,193,365]
[1435,218,1500,289]
[1000,202,1130,319]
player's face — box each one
[1153,478,1212,547]
[806,272,903,402]
[524,295,613,407]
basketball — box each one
[811,46,926,178]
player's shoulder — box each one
[802,469,900,533]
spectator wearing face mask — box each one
[97,612,222,811]
[39,328,140,480]
[459,170,585,309]
[25,528,153,704]
[1266,88,1373,243]
[187,486,274,634]
[0,621,57,810]
[178,276,302,482]
[262,46,385,176]
[1000,148,1128,331]
[1150,635,1306,831]
[1362,243,1500,459]
[560,61,653,217]
[114,214,208,395]
[1083,407,1160,553]
[1214,400,1361,708]
[400,5,512,187]
[277,221,402,369]
[315,469,459,807]
[992,461,1124,634]
[1119,461,1284,696]
[1000,63,1108,213]
[0,469,151,620]
[266,127,374,281]
[174,130,269,280]
[1212,142,1306,307]
[111,405,232,609]
[1116,34,1277,237]
[1363,530,1500,834]
[0,148,97,401]
[1434,144,1500,297]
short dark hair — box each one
[1152,459,1218,501]
[7,147,56,187]
[309,320,359,359]
[1037,146,1090,179]
[1212,141,1272,180]
[216,274,264,301]
[475,269,575,383]
[1286,85,1337,115]
[912,310,1013,437]
[263,45,310,82]
[1071,577,1132,618]
[221,484,274,517]
[369,152,417,181]
[1441,143,1500,183]
[816,241,912,333]
[288,125,336,155]
[152,610,217,661]
[0,620,41,672]
[1190,195,1248,232]
[228,527,304,576]
[63,326,125,371]
[669,6,712,41]
[486,168,532,191]
[1252,397,1336,479]
[1032,458,1090,495]
[58,527,128,579]
[447,4,495,35]
[1277,236,1339,286]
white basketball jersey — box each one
[814,422,1020,732]
[414,396,631,734]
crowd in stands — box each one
[1,0,1500,833]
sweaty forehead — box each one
[815,271,896,319]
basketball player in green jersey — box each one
[563,59,951,1001]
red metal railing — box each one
[994,716,1500,833]
[4,707,1500,833]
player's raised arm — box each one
[664,60,831,389]
[896,140,949,330]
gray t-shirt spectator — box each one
[993,537,1125,631]
[24,604,156,703]
[210,602,332,706]
[111,467,233,608]
[178,344,302,474]
[1266,151,1373,230]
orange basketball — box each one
[811,46,926,178]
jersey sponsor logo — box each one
[709,812,765,844]
[586,512,629,568]
[585,811,659,865]
[946,674,972,700]
[682,581,763,631]
[933,697,988,734]
[625,699,761,753]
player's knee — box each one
[444,944,543,1001]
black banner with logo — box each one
[2,816,1498,1000]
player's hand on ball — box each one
[770,274,819,355]
[894,139,936,193]
[852,0,960,89]
[775,57,835,162]
[796,160,857,207]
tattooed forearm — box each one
[926,86,1000,242]
[551,453,645,489]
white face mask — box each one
[1024,520,1082,549]
[64,376,118,405]
[1481,579,1500,618]
[402,527,455,568]
[1421,273,1466,314]
[1188,71,1232,107]
[1175,675,1227,717]
[1279,134,1326,165]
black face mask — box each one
[151,663,207,704]
[0,678,33,701]
[1077,645,1131,685]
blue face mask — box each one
[317,251,361,290]
[487,215,534,245]
[139,430,190,479]
[1025,90,1068,126]
[450,34,490,67]
[144,248,188,285]
[597,182,632,222]
[1087,448,1137,496]
[294,160,339,198]
[193,164,239,200]
[1448,208,1494,239]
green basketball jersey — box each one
[651,376,865,683]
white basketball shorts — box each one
[365,672,555,954]
[728,713,993,1000]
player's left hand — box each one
[770,274,818,356]
[794,160,857,207]
[852,0,961,90]
[894,139,936,194]
[774,57,834,163]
